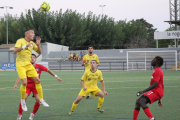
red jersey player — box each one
[14,54,63,120]
[132,56,164,120]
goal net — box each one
[126,50,177,71]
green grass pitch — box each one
[0,70,179,120]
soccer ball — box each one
[40,1,50,11]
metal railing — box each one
[0,60,176,71]
[48,61,176,71]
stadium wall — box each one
[47,48,180,59]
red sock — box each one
[18,102,23,115]
[133,109,140,120]
[143,108,153,119]
[32,102,40,114]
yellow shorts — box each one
[16,64,38,79]
[78,87,101,98]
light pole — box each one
[0,6,13,44]
[99,5,106,14]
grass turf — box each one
[0,70,179,120]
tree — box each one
[122,18,156,48]
[0,9,159,49]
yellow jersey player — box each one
[69,60,108,114]
[14,29,49,112]
[82,45,100,99]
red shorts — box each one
[144,91,161,104]
[26,83,38,95]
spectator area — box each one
[42,48,180,70]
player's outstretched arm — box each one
[137,81,158,96]
[14,43,33,53]
[35,36,42,54]
[100,81,108,95]
[14,77,21,91]
[46,69,63,82]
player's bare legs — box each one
[74,95,83,104]
[69,95,83,114]
[18,93,40,120]
[30,77,49,107]
[95,91,105,113]
[133,96,154,120]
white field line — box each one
[0,85,179,90]
[0,77,179,82]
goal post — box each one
[126,50,177,71]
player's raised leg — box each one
[20,78,28,111]
[28,63,49,107]
[16,67,28,112]
[30,76,49,107]
[69,95,83,115]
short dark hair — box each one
[25,29,34,33]
[91,60,97,63]
[88,45,94,49]
[155,56,163,67]
[32,54,37,58]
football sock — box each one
[20,84,26,100]
[35,84,43,99]
[133,108,140,120]
[143,108,153,119]
[97,97,104,108]
[71,102,78,112]
[18,102,23,115]
[32,102,40,114]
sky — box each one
[0,0,170,31]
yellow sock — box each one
[98,97,104,108]
[71,102,78,112]
[88,93,91,97]
[35,84,43,99]
[20,84,26,100]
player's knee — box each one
[99,94,104,98]
[32,77,41,84]
[34,79,41,84]
[36,81,40,84]
[99,92,104,98]
[136,99,140,105]
[74,99,81,104]
[138,100,146,108]
[75,96,83,104]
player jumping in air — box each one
[132,56,164,120]
[69,60,108,115]
[14,29,48,111]
[14,54,63,120]
[82,45,100,99]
